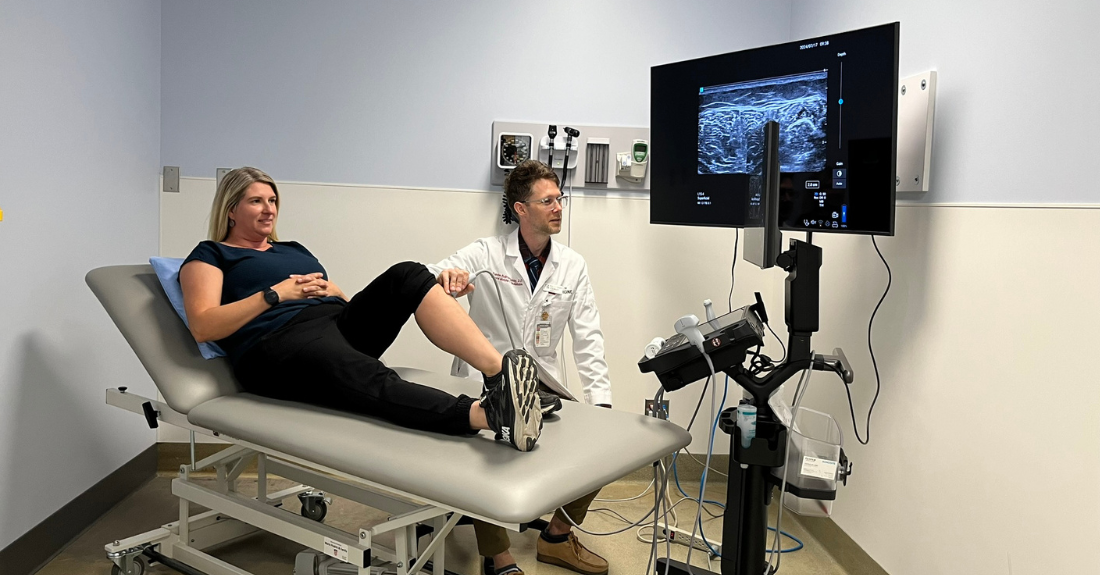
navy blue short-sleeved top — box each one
[182,240,345,364]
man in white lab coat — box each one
[426,160,612,575]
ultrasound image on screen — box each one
[698,70,828,175]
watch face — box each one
[264,289,279,305]
[499,133,532,168]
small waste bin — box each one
[772,407,843,517]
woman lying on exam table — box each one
[178,167,543,451]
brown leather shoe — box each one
[536,532,608,575]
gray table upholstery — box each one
[88,265,691,524]
[189,370,688,524]
[87,265,240,413]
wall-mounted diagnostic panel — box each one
[490,121,650,190]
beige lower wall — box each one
[785,204,1100,574]
[161,177,1100,572]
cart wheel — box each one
[111,555,147,575]
[301,499,328,522]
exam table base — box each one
[104,388,493,575]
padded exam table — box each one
[88,265,691,575]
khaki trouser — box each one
[472,489,601,557]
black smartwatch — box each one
[262,287,280,306]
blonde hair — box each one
[207,167,280,242]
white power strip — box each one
[658,525,722,556]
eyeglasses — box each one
[523,195,569,208]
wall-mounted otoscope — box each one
[561,127,580,189]
[546,125,558,177]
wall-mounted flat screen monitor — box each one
[650,23,899,235]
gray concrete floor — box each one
[38,473,848,575]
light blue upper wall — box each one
[161,0,793,189]
[790,0,1100,204]
[0,0,161,549]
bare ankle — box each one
[547,516,571,536]
[469,402,489,430]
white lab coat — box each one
[426,229,612,406]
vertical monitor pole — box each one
[723,120,784,575]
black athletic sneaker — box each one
[538,386,563,415]
[483,350,543,451]
[485,376,562,416]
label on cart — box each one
[324,537,350,562]
[800,456,838,480]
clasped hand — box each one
[273,273,347,301]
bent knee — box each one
[386,261,432,282]
[383,261,437,303]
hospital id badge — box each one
[535,320,552,348]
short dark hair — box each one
[502,160,560,222]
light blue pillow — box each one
[149,257,227,359]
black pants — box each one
[235,262,477,435]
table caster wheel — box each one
[111,555,146,575]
